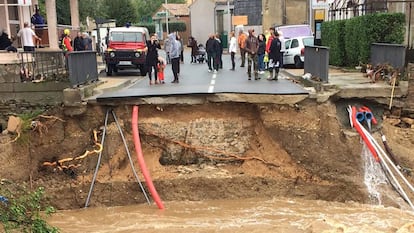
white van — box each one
[274,24,313,39]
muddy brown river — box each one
[49,197,414,233]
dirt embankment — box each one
[1,100,414,210]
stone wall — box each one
[0,58,70,130]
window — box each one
[291,39,299,48]
[285,40,291,50]
[110,32,144,42]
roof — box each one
[109,27,149,33]
[162,3,190,16]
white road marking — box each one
[208,73,217,93]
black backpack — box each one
[58,34,65,49]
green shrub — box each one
[322,12,405,67]
[133,23,156,34]
[163,21,186,32]
[0,185,59,233]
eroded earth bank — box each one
[1,99,414,210]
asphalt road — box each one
[98,50,308,100]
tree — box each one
[101,0,138,26]
[135,0,187,23]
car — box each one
[283,36,314,68]
[103,26,150,76]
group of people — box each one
[0,8,42,53]
[145,32,182,85]
[12,7,45,52]
[205,33,224,73]
[230,27,283,81]
[73,32,93,51]
[201,27,283,81]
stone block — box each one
[63,88,83,106]
[7,115,22,133]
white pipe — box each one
[358,121,414,210]
[361,124,414,194]
[348,106,414,210]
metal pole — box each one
[309,0,313,25]
[85,109,109,208]
[165,0,169,35]
[408,2,412,48]
[111,110,150,205]
[227,0,231,32]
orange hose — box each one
[131,106,164,209]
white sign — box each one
[18,0,32,6]
[312,0,333,9]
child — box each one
[157,56,166,84]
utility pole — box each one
[165,0,169,35]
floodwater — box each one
[49,197,414,233]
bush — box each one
[322,13,405,67]
[133,23,156,34]
[162,21,186,32]
[0,185,59,233]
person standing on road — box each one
[17,22,41,52]
[267,31,282,81]
[228,31,237,71]
[244,29,259,80]
[164,38,171,64]
[206,34,220,73]
[189,36,198,63]
[215,33,223,69]
[145,33,161,85]
[168,33,181,83]
[237,29,247,67]
[177,33,184,63]
[257,33,266,74]
[278,30,285,68]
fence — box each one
[370,43,406,69]
[19,51,68,83]
[304,46,330,83]
[67,51,99,87]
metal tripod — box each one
[85,109,150,208]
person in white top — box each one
[17,22,41,52]
[228,31,237,71]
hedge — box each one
[321,13,405,67]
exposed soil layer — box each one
[1,100,414,210]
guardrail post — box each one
[304,45,329,83]
[67,51,99,87]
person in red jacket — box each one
[62,29,73,53]
[265,27,275,54]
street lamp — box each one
[165,0,169,35]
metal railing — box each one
[19,51,68,83]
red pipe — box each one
[351,106,380,162]
[132,106,165,209]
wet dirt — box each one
[1,100,414,210]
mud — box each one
[1,100,414,210]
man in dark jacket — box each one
[205,34,220,73]
[244,29,259,80]
[267,31,282,81]
[73,32,84,51]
